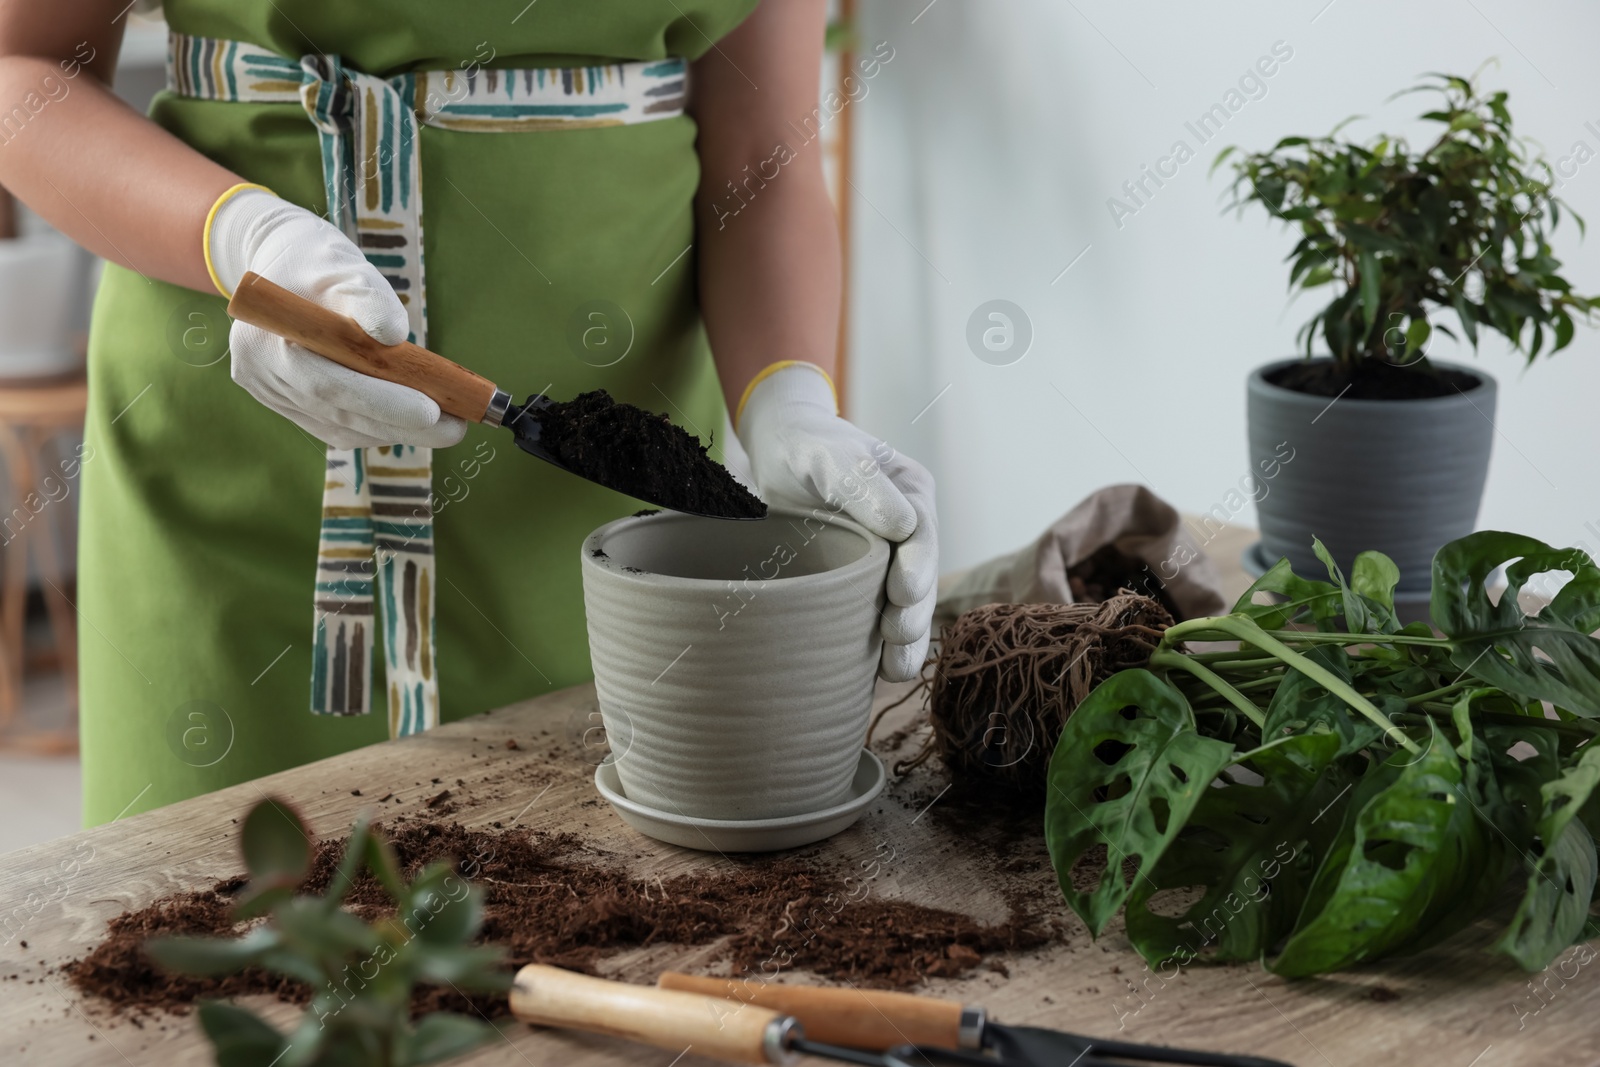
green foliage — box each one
[1497,744,1600,967]
[1123,732,1349,965]
[1220,70,1600,371]
[1432,531,1600,710]
[1041,670,1236,934]
[234,798,311,920]
[1046,532,1600,976]
[146,798,510,1067]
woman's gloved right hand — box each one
[205,186,466,450]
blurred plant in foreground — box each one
[147,797,509,1067]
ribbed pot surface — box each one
[1247,358,1496,592]
[581,508,889,821]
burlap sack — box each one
[935,484,1227,627]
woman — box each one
[0,0,937,823]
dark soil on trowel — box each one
[516,390,765,519]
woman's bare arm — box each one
[0,1,240,291]
[690,0,840,411]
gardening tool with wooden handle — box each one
[509,964,802,1064]
[226,271,756,519]
[228,271,512,426]
[510,965,1044,1067]
[659,971,1295,1067]
[660,972,981,1052]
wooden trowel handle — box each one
[659,972,970,1052]
[226,271,507,424]
[511,964,794,1064]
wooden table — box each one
[3,522,1594,1066]
[1,677,1593,1067]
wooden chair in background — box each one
[0,372,87,754]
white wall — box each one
[849,0,1600,574]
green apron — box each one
[79,0,759,825]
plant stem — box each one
[1405,680,1474,706]
[1184,652,1287,671]
[1401,706,1600,740]
[1150,648,1266,728]
[1261,629,1454,648]
[1164,615,1423,754]
[1232,676,1287,692]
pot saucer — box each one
[594,749,885,853]
[1241,541,1432,623]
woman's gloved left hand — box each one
[736,362,938,682]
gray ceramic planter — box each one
[581,508,889,822]
[1247,358,1496,592]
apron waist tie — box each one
[166,32,689,734]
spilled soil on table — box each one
[64,820,1059,1019]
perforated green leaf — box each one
[1048,527,1600,980]
[1432,531,1600,715]
[1273,722,1488,976]
[1497,743,1600,968]
[1125,732,1348,965]
[1045,670,1236,935]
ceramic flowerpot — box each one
[1247,358,1496,593]
[580,507,889,821]
[0,233,81,379]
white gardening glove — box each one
[206,187,466,450]
[737,363,938,681]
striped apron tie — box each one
[167,33,690,734]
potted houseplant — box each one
[1219,72,1598,597]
